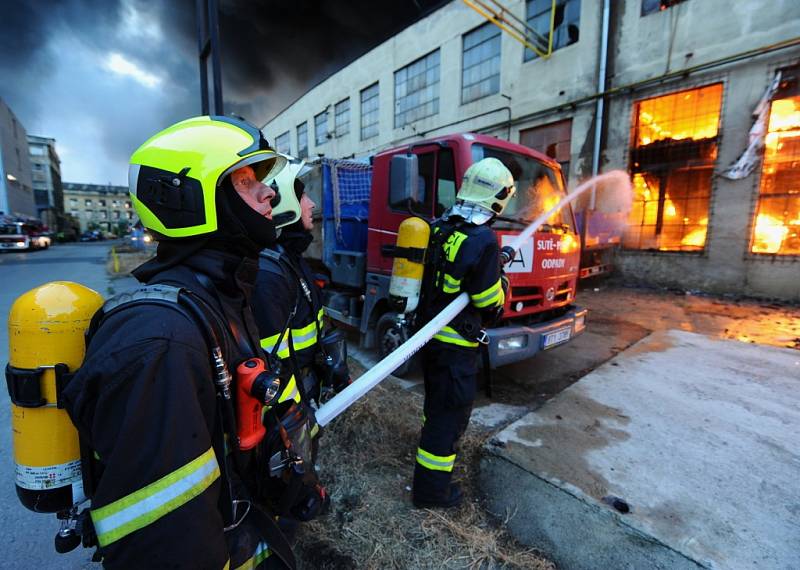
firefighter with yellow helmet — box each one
[59,116,301,568]
[412,157,515,509]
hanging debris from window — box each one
[722,71,782,180]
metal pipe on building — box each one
[581,0,611,254]
[591,0,610,180]
[475,36,800,137]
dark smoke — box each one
[0,0,447,184]
[212,0,449,123]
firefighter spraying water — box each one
[315,170,633,428]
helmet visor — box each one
[219,151,287,187]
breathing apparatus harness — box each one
[77,283,297,568]
[420,217,487,346]
[259,247,350,406]
[194,268,330,525]
[420,215,505,397]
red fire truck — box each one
[306,133,586,373]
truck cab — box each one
[316,133,586,370]
[0,221,51,251]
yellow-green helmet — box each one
[266,157,305,229]
[128,116,287,239]
[456,157,516,216]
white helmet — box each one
[446,158,516,225]
[265,158,305,229]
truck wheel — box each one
[376,312,413,378]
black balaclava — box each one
[206,177,277,256]
[133,173,278,281]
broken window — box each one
[642,0,688,16]
[624,83,723,252]
[751,81,800,255]
[524,0,580,61]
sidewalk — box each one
[481,329,800,569]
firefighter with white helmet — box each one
[412,157,515,508]
[253,159,350,408]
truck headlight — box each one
[574,314,586,332]
[498,335,527,351]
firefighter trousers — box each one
[413,341,478,502]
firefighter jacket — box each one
[423,218,505,349]
[62,249,287,570]
[253,230,324,372]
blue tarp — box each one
[322,161,372,264]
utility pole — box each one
[196,0,224,115]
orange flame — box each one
[636,84,723,146]
[681,217,708,248]
[752,214,789,254]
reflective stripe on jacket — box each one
[61,251,270,569]
[92,447,220,547]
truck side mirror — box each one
[389,154,420,208]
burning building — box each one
[262,0,800,300]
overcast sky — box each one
[1,0,444,186]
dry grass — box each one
[106,248,154,277]
[296,360,554,570]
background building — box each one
[62,182,133,233]
[27,135,64,231]
[0,98,36,218]
[263,0,800,300]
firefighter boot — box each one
[412,482,464,509]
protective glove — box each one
[500,245,517,266]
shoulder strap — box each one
[84,285,240,518]
[86,285,185,349]
[422,219,459,303]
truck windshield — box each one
[471,144,572,230]
[0,224,22,235]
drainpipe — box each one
[591,0,611,193]
[581,0,611,266]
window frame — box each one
[623,82,725,254]
[388,145,457,219]
[360,82,380,141]
[641,0,688,17]
[297,121,309,159]
[523,0,581,62]
[394,49,441,128]
[314,110,329,146]
[461,22,502,104]
[335,98,350,137]
[275,131,291,155]
[748,73,800,257]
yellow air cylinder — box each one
[389,216,430,314]
[6,281,103,513]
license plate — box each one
[542,327,571,349]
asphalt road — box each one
[0,242,115,569]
